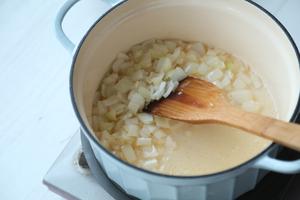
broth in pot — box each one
[91,39,276,176]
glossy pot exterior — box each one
[56,0,300,199]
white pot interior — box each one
[72,0,300,149]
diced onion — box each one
[131,70,145,81]
[136,137,152,146]
[152,81,166,100]
[143,145,159,158]
[105,109,117,121]
[205,55,225,69]
[121,144,137,162]
[156,57,172,72]
[101,95,119,106]
[143,158,158,169]
[150,72,165,85]
[115,77,134,94]
[207,69,223,81]
[137,113,153,124]
[140,125,156,137]
[128,93,145,113]
[97,101,107,114]
[166,67,187,82]
[163,80,178,98]
[184,62,199,75]
[185,50,198,62]
[191,42,205,56]
[125,118,139,125]
[124,124,140,137]
[103,73,118,85]
[170,47,181,62]
[165,41,177,51]
[197,63,209,75]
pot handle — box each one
[55,0,79,53]
[253,111,300,174]
[253,154,300,174]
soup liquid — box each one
[159,123,272,175]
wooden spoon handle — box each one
[261,119,300,151]
[222,108,300,152]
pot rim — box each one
[69,0,300,179]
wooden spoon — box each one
[146,77,300,152]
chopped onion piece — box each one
[140,124,156,137]
[137,113,153,124]
[197,63,209,75]
[102,95,119,106]
[97,101,107,114]
[191,42,205,56]
[105,109,117,121]
[99,121,114,132]
[131,70,145,81]
[156,57,172,72]
[219,75,231,88]
[121,144,137,162]
[166,67,187,82]
[138,86,151,101]
[128,93,145,113]
[125,117,139,125]
[205,55,225,69]
[186,50,198,62]
[184,62,199,75]
[112,103,126,115]
[138,53,152,68]
[207,69,223,81]
[121,113,133,120]
[124,124,140,137]
[112,58,125,72]
[152,81,166,100]
[165,41,177,51]
[143,158,158,169]
[136,137,152,146]
[163,80,178,98]
[143,145,159,158]
[115,77,134,94]
[150,72,165,85]
[170,47,181,62]
[103,73,118,85]
[151,44,169,58]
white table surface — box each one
[0,0,299,199]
